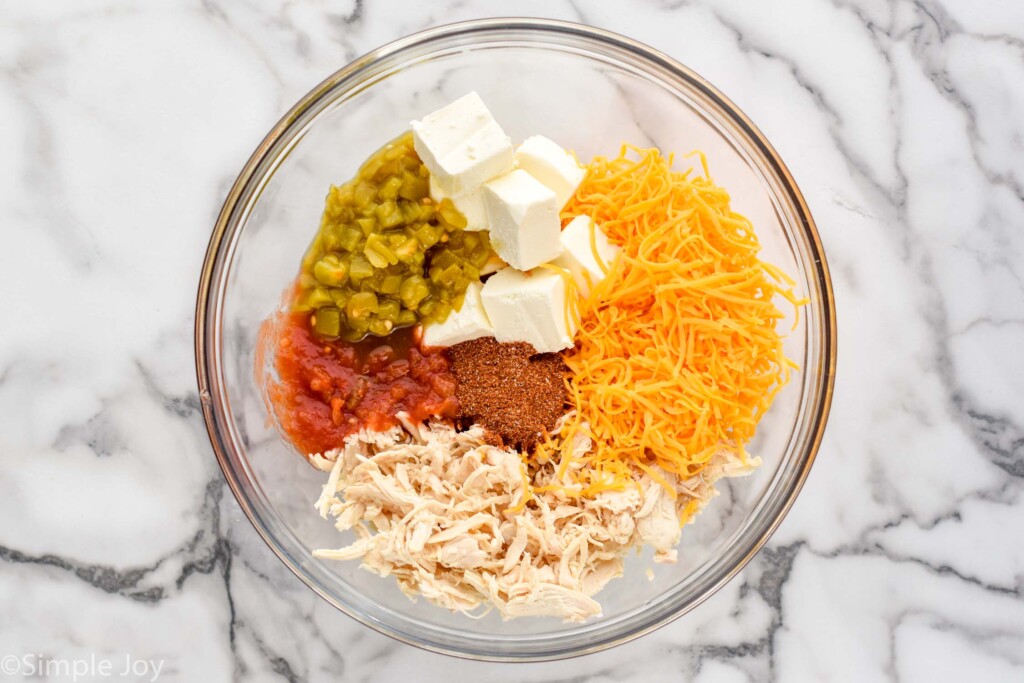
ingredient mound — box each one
[312,419,754,621]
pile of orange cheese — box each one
[532,146,803,504]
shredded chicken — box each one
[311,418,755,622]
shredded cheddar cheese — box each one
[534,145,802,493]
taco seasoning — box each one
[447,336,569,450]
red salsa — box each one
[266,312,458,455]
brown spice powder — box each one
[448,336,569,451]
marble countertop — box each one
[3,0,1023,681]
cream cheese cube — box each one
[421,282,493,348]
[411,92,514,197]
[553,215,620,295]
[514,135,586,209]
[482,170,563,271]
[480,267,574,353]
[429,176,488,231]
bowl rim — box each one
[194,17,837,661]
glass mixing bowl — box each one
[195,18,836,661]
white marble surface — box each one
[3,0,1024,680]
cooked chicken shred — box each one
[311,417,755,622]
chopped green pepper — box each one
[293,131,497,340]
[312,307,341,338]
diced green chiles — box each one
[340,226,363,251]
[313,254,349,286]
[347,291,378,320]
[302,287,333,310]
[354,181,376,207]
[378,299,401,321]
[364,233,398,268]
[415,223,442,249]
[399,275,429,309]
[349,255,374,281]
[355,218,375,237]
[293,131,497,340]
[398,173,429,201]
[418,299,436,316]
[329,288,349,307]
[394,237,419,262]
[437,201,468,229]
[379,274,402,295]
[368,318,393,336]
[376,201,403,228]
[378,176,403,201]
[312,307,341,338]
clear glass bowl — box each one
[195,18,836,661]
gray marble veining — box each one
[2,0,1023,681]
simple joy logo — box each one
[1,653,166,681]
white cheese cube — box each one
[411,92,514,197]
[514,135,586,209]
[480,267,574,353]
[429,176,488,231]
[482,170,563,271]
[421,282,493,348]
[553,215,621,295]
